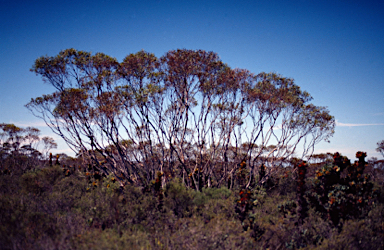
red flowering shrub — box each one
[308,152,376,226]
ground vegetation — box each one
[0,143,383,249]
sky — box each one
[1,0,384,160]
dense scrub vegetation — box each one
[1,143,383,249]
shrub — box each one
[308,152,376,226]
[0,150,383,249]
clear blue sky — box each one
[1,0,383,159]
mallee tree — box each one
[26,48,335,190]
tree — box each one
[0,123,57,172]
[0,123,42,155]
[41,136,58,159]
[26,48,335,189]
[376,140,384,157]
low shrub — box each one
[0,151,383,249]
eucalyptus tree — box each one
[27,49,147,184]
[377,140,384,158]
[0,123,43,155]
[116,50,164,185]
[0,123,57,171]
[157,49,247,189]
[27,48,335,189]
[238,73,334,187]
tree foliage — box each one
[0,123,57,173]
[376,140,384,157]
[26,48,335,189]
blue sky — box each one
[1,0,383,159]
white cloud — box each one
[336,120,384,127]
[11,121,48,128]
[51,147,74,155]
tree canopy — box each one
[377,140,384,157]
[26,48,335,189]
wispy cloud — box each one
[11,121,48,128]
[336,120,384,127]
